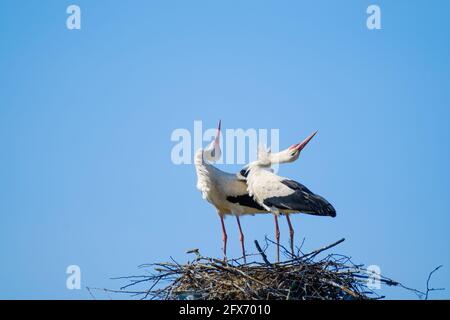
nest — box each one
[151,238,392,300]
[88,238,438,300]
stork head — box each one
[203,120,222,163]
[270,130,318,164]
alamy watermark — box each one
[366,264,382,290]
[171,121,280,167]
[65,5,380,31]
[66,5,81,30]
[66,265,81,290]
[367,5,381,30]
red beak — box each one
[215,120,221,143]
[292,130,318,151]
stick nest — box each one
[88,238,439,300]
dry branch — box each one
[87,238,444,300]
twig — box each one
[302,238,345,260]
[254,240,272,266]
[96,237,435,300]
[425,265,444,300]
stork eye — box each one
[290,151,297,156]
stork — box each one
[195,121,306,262]
[244,131,336,261]
[237,134,319,260]
[195,121,266,262]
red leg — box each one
[274,214,280,262]
[220,216,228,260]
[235,216,246,263]
[286,214,295,256]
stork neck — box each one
[268,150,294,165]
[247,159,271,172]
[194,148,206,166]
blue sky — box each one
[1,0,449,299]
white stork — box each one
[195,121,306,262]
[195,121,265,262]
[244,131,336,261]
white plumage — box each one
[244,131,336,260]
[194,121,266,262]
[195,148,266,217]
[194,121,307,262]
[195,122,333,262]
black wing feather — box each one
[281,179,313,194]
[227,194,265,211]
[263,180,321,214]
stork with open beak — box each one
[244,131,336,261]
[195,121,266,263]
[195,121,309,262]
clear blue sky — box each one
[1,0,449,299]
